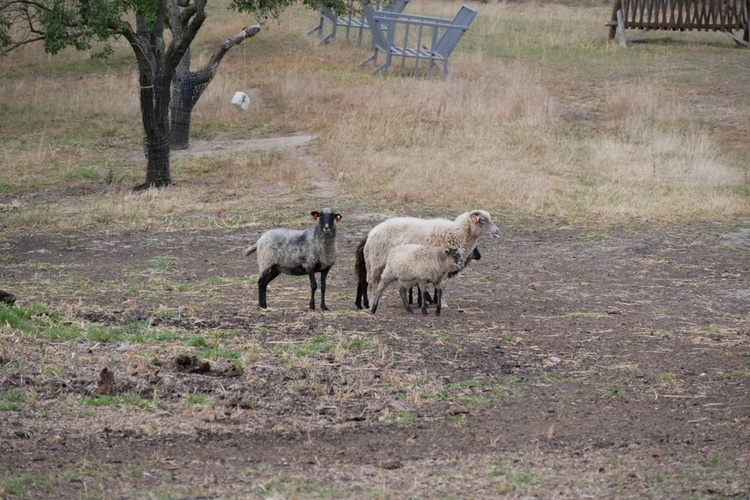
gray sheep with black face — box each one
[244,208,342,310]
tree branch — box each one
[164,0,206,75]
[215,25,261,64]
[188,25,260,87]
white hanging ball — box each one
[231,91,250,111]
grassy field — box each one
[1,0,748,230]
[1,1,749,497]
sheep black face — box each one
[311,210,341,236]
[445,245,465,271]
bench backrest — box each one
[433,5,477,57]
[363,3,392,51]
[332,0,410,26]
[365,4,477,56]
[617,0,748,31]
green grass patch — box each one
[185,393,209,405]
[270,333,338,358]
[0,471,52,496]
[0,307,34,333]
[698,453,732,468]
[188,335,207,347]
[83,392,161,410]
[714,367,750,380]
[0,392,24,411]
[603,384,621,397]
[0,304,169,345]
[84,395,120,407]
[381,411,417,426]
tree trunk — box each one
[169,25,260,151]
[170,51,193,150]
[138,76,173,189]
[144,137,172,187]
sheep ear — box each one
[311,211,319,220]
[334,214,342,222]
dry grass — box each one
[1,1,748,229]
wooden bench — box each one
[307,0,410,45]
[606,0,750,46]
[359,4,478,78]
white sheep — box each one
[370,244,466,316]
[244,209,342,310]
[358,210,500,309]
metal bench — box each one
[606,0,749,46]
[307,0,410,45]
[359,4,478,78]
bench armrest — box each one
[373,11,455,25]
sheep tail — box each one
[244,243,258,256]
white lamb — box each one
[361,210,500,306]
[370,244,466,316]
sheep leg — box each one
[370,281,388,314]
[418,282,429,315]
[399,287,414,314]
[355,280,369,310]
[355,240,369,309]
[424,286,436,305]
[422,289,434,312]
[412,286,434,306]
[435,287,443,316]
[318,268,330,311]
[355,285,363,310]
[258,266,280,309]
[307,271,319,310]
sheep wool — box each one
[370,244,465,316]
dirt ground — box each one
[1,139,749,498]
